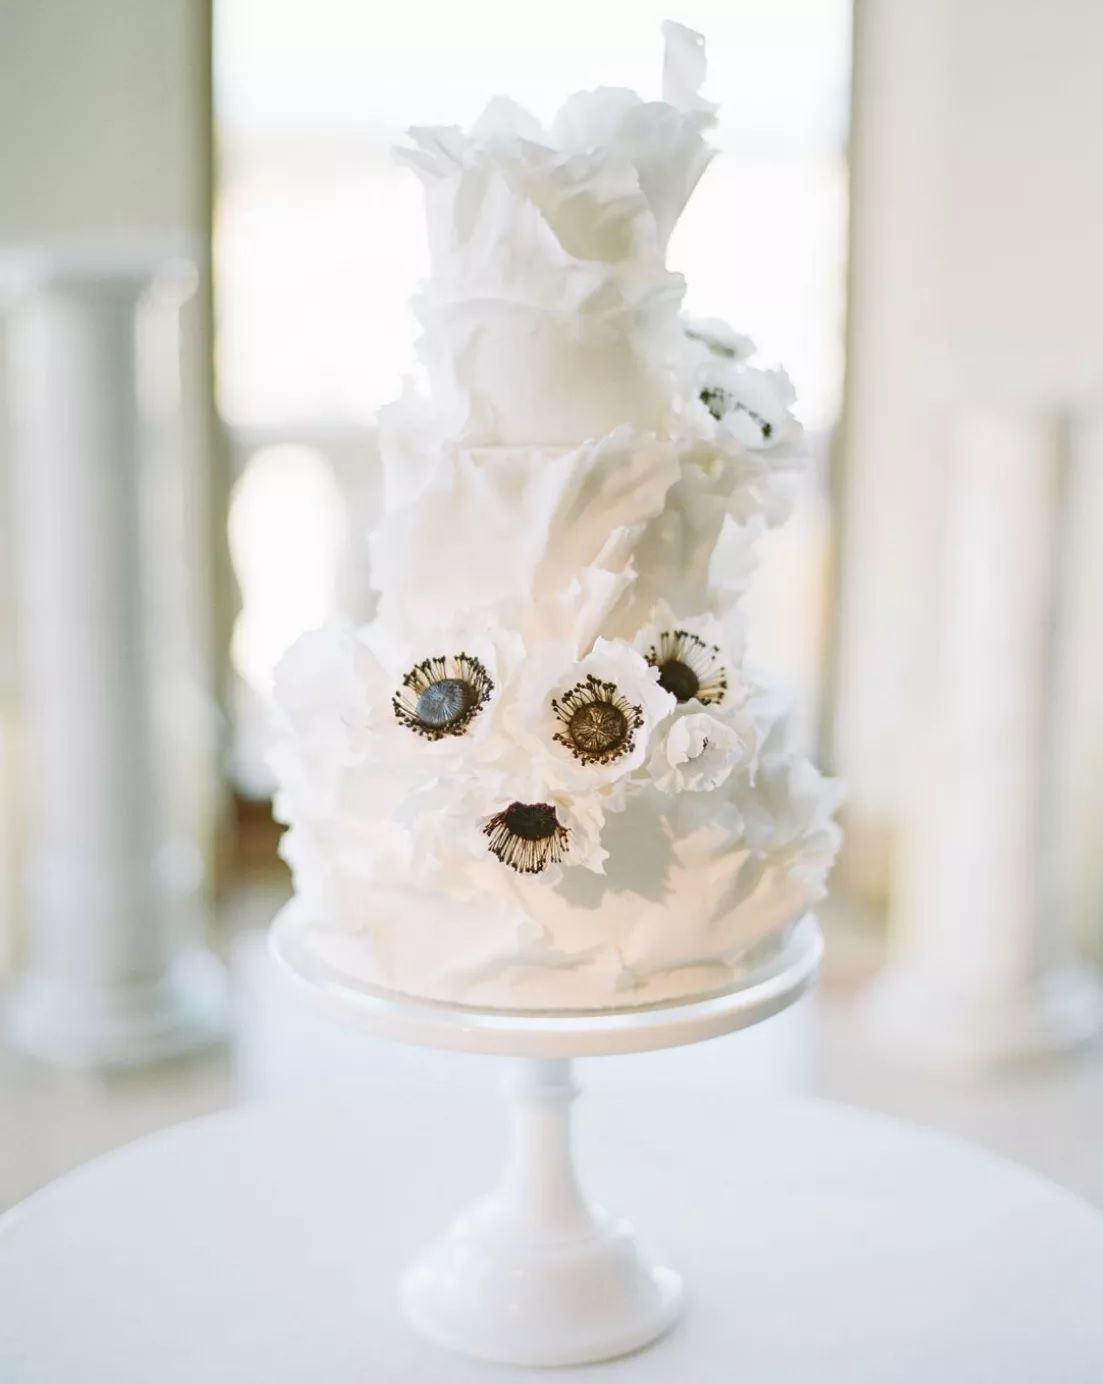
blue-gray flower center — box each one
[415,677,473,729]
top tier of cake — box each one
[398,22,717,446]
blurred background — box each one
[2,0,1102,1209]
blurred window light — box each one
[227,444,347,795]
[228,444,347,694]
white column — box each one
[862,401,1103,1068]
[2,243,227,1069]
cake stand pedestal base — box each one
[270,904,823,1369]
[401,1057,681,1367]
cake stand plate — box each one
[270,905,822,1368]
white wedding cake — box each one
[270,23,842,1011]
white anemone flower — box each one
[694,359,801,449]
[672,317,808,521]
[512,637,675,796]
[460,784,611,879]
[650,709,746,794]
[358,619,526,772]
[674,313,800,451]
[634,602,746,710]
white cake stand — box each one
[270,904,822,1369]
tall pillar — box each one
[862,400,1103,1067]
[2,243,227,1068]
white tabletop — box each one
[2,1089,1102,1382]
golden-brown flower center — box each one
[567,701,629,758]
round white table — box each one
[2,1092,1102,1382]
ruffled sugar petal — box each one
[470,95,547,145]
[396,124,469,180]
[557,789,610,874]
[517,567,637,661]
[376,384,445,511]
[612,467,763,635]
[419,287,680,446]
[371,428,679,629]
[550,86,713,255]
[551,24,716,253]
[709,515,763,609]
[734,710,846,883]
[661,21,717,128]
[396,27,717,448]
[615,102,715,252]
[684,316,756,363]
[271,619,371,737]
[511,139,655,265]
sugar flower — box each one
[650,710,746,794]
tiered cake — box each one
[270,23,841,1011]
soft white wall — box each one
[834,0,1103,909]
[0,0,207,237]
[938,0,1103,355]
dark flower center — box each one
[502,802,560,842]
[657,659,701,704]
[484,801,570,873]
[646,630,728,707]
[414,677,473,729]
[567,701,629,758]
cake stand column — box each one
[499,1057,594,1233]
[401,1055,682,1367]
[1,244,227,1069]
